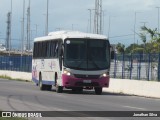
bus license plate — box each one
[83,80,91,83]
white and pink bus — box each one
[32,31,113,95]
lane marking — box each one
[123,105,147,110]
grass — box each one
[0,75,31,82]
[0,75,12,80]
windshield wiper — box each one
[89,55,100,69]
[76,61,83,68]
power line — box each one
[1,37,21,41]
[109,34,134,38]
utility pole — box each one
[21,0,25,54]
[6,12,11,51]
[133,12,140,50]
[27,0,31,51]
[9,0,12,54]
[133,12,137,48]
[35,24,38,37]
[141,22,148,27]
[108,16,111,38]
[88,9,92,33]
[94,0,103,34]
[45,0,49,35]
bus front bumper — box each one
[62,74,110,88]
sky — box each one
[0,0,160,49]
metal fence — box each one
[110,53,160,81]
[0,55,32,72]
[0,54,160,81]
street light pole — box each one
[88,9,92,33]
[22,0,25,54]
[9,0,12,55]
[35,24,38,37]
[133,12,137,47]
[133,12,141,50]
[108,16,111,38]
[27,0,31,51]
[156,7,160,33]
[140,22,147,27]
[45,0,49,35]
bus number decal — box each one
[32,65,37,79]
[49,61,56,69]
[41,59,45,69]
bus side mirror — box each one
[111,51,114,59]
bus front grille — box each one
[75,82,99,87]
[74,74,100,79]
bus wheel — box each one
[94,87,102,95]
[55,73,63,93]
[39,74,46,90]
[56,85,63,93]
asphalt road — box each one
[0,79,160,120]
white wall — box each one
[0,70,160,98]
[104,78,160,98]
[0,70,32,81]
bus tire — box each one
[55,73,63,93]
[56,85,63,93]
[94,87,102,95]
[39,74,46,90]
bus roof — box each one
[34,30,108,42]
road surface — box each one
[0,79,160,120]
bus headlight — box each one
[102,73,107,77]
[63,70,71,76]
[100,72,109,78]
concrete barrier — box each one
[104,78,160,98]
[0,70,32,81]
[0,70,160,98]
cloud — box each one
[1,0,160,48]
[104,0,158,14]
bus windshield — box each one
[64,38,110,70]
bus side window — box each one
[47,41,51,58]
[59,40,63,57]
[37,42,41,58]
[55,41,59,58]
[50,41,55,58]
[49,41,52,57]
[42,42,45,58]
[33,43,36,58]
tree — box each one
[140,26,160,53]
[141,26,156,39]
[132,47,144,54]
[139,32,147,53]
[116,43,125,54]
[125,44,143,54]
